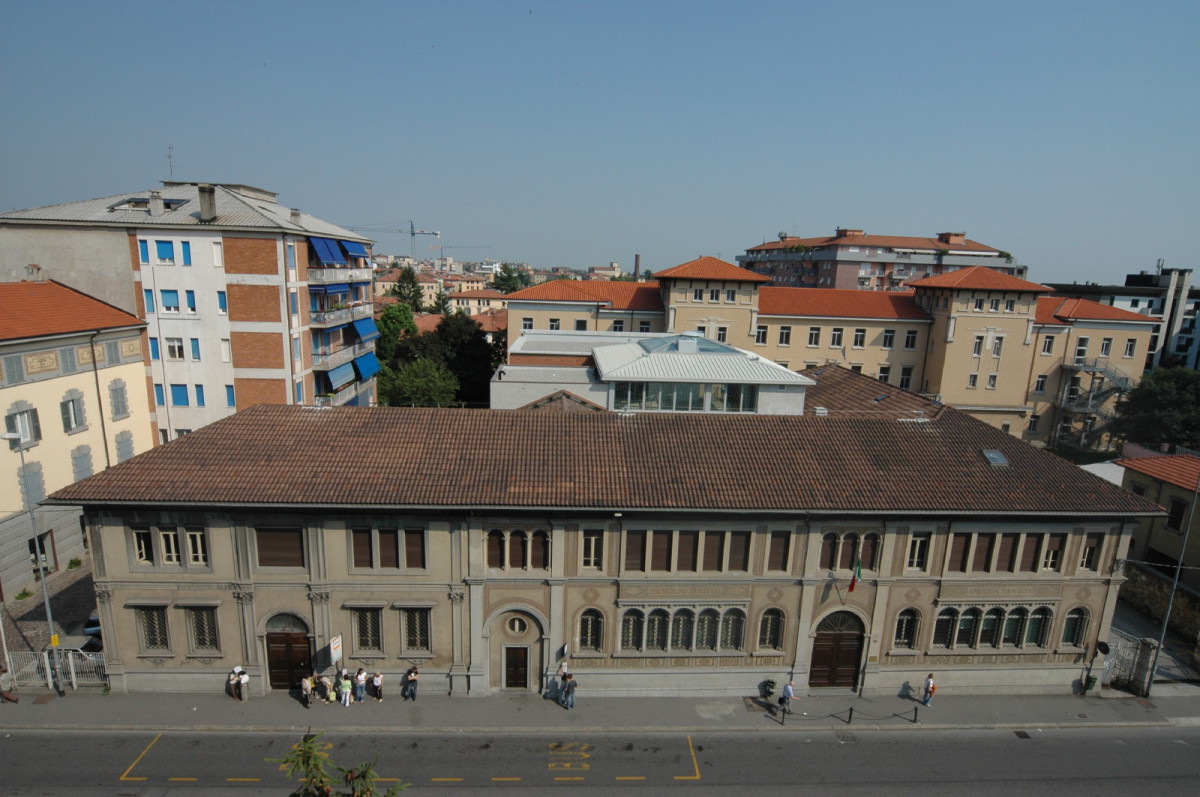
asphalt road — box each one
[2,726,1198,795]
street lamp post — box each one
[1,432,63,696]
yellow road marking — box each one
[226,778,262,782]
[492,777,522,781]
[119,733,161,782]
[673,734,702,781]
[431,777,464,782]
[616,776,646,781]
[168,777,198,782]
[555,776,586,781]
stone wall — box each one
[1118,563,1200,666]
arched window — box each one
[486,530,504,568]
[1002,608,1027,646]
[620,610,644,651]
[671,609,695,651]
[980,608,1004,648]
[509,530,528,569]
[1062,608,1088,647]
[839,533,860,571]
[646,609,669,651]
[933,608,957,648]
[721,609,745,650]
[1026,607,1051,647]
[759,609,783,650]
[579,609,603,651]
[531,531,549,569]
[894,609,919,649]
[696,609,719,650]
[861,533,879,570]
[819,533,838,570]
[956,608,981,648]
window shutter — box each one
[702,532,724,571]
[29,409,41,441]
[997,533,1018,571]
[625,530,646,571]
[61,400,72,431]
[768,531,789,571]
[728,532,750,571]
[256,528,304,567]
[971,534,995,572]
[1019,535,1041,572]
[403,529,424,569]
[351,529,372,568]
[650,531,671,571]
[676,530,698,571]
[948,533,969,572]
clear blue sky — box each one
[2,1,1196,285]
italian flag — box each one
[848,556,861,592]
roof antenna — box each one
[167,145,175,180]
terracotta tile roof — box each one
[654,256,770,283]
[48,403,1160,517]
[505,280,663,312]
[1115,455,1200,492]
[507,354,593,367]
[0,280,144,341]
[800,364,944,418]
[908,266,1050,293]
[1036,296,1157,325]
[747,233,998,254]
[517,390,609,412]
[413,313,443,333]
[473,308,507,333]
[759,287,930,320]
[454,289,504,299]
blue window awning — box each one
[311,283,350,294]
[341,240,370,259]
[309,236,346,266]
[353,352,381,380]
[352,318,380,342]
[328,362,356,390]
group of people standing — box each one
[556,660,577,710]
[297,666,420,709]
[226,666,250,701]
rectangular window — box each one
[899,365,913,389]
[702,531,725,571]
[755,325,767,344]
[716,326,727,343]
[650,530,672,571]
[170,384,189,406]
[728,531,750,571]
[143,289,155,313]
[726,289,737,302]
[1005,299,1015,312]
[830,328,844,347]
[1167,498,1187,531]
[967,373,978,389]
[181,241,192,266]
[1100,337,1113,357]
[639,321,651,333]
[155,240,175,264]
[138,240,149,264]
[882,329,895,349]
[1042,335,1055,354]
[808,327,820,346]
[709,289,719,302]
[973,335,984,357]
[190,338,201,361]
[160,529,181,564]
[1028,414,1040,433]
[221,339,231,362]
[987,373,998,389]
[226,385,235,407]
[611,320,624,332]
[217,291,228,314]
[907,533,930,569]
[779,326,792,345]
[1079,533,1103,570]
[989,298,1000,312]
[948,533,970,572]
[133,527,154,564]
[138,607,169,650]
[1124,338,1136,358]
[521,317,533,330]
[996,533,1019,571]
[212,241,224,268]
[624,530,646,571]
[154,383,165,406]
[256,527,305,568]
[402,608,431,651]
[878,365,891,383]
[853,328,866,348]
[974,298,985,311]
[1035,374,1047,392]
[575,319,588,331]
[992,337,1004,357]
[767,531,790,570]
[1019,535,1041,572]
[405,529,425,569]
[150,337,160,360]
[971,534,996,571]
[904,330,918,350]
[166,337,184,360]
[185,290,196,313]
[1042,534,1066,571]
[354,609,382,651]
[61,396,84,433]
[186,528,208,565]
[696,325,707,337]
[693,288,703,301]
[352,528,373,568]
[195,384,205,407]
[676,530,698,571]
[160,289,180,313]
[187,607,218,650]
[582,529,603,569]
[549,318,560,331]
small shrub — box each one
[68,557,82,569]
[14,589,33,601]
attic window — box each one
[108,198,187,212]
[982,449,1009,467]
[872,393,889,403]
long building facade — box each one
[49,375,1160,697]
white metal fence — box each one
[7,650,106,690]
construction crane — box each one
[345,221,440,261]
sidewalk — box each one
[3,683,1200,735]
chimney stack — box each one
[149,190,164,217]
[198,184,217,222]
[291,208,301,224]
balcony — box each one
[309,302,374,327]
[312,341,375,371]
[309,267,373,284]
[314,381,371,407]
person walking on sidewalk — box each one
[300,673,314,709]
[372,672,384,702]
[560,674,577,709]
[0,667,18,703]
[778,679,797,715]
[923,673,936,706]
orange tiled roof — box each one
[1116,455,1200,492]
[0,280,144,342]
[759,287,929,320]
[1036,297,1157,325]
[655,256,770,283]
[800,364,944,417]
[473,308,507,333]
[454,289,504,299]
[505,280,663,312]
[748,233,998,254]
[908,266,1050,293]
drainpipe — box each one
[88,330,112,469]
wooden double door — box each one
[808,612,865,688]
[266,632,312,690]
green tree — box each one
[386,265,425,312]
[430,313,495,405]
[1111,367,1200,449]
[379,357,459,407]
[430,290,453,315]
[642,268,653,280]
[490,263,531,293]
[270,729,408,796]
[375,303,417,365]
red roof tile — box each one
[1037,296,1157,325]
[800,364,944,417]
[505,280,663,311]
[655,256,770,283]
[748,233,999,254]
[908,266,1050,293]
[1116,455,1200,492]
[0,280,144,341]
[759,287,930,320]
